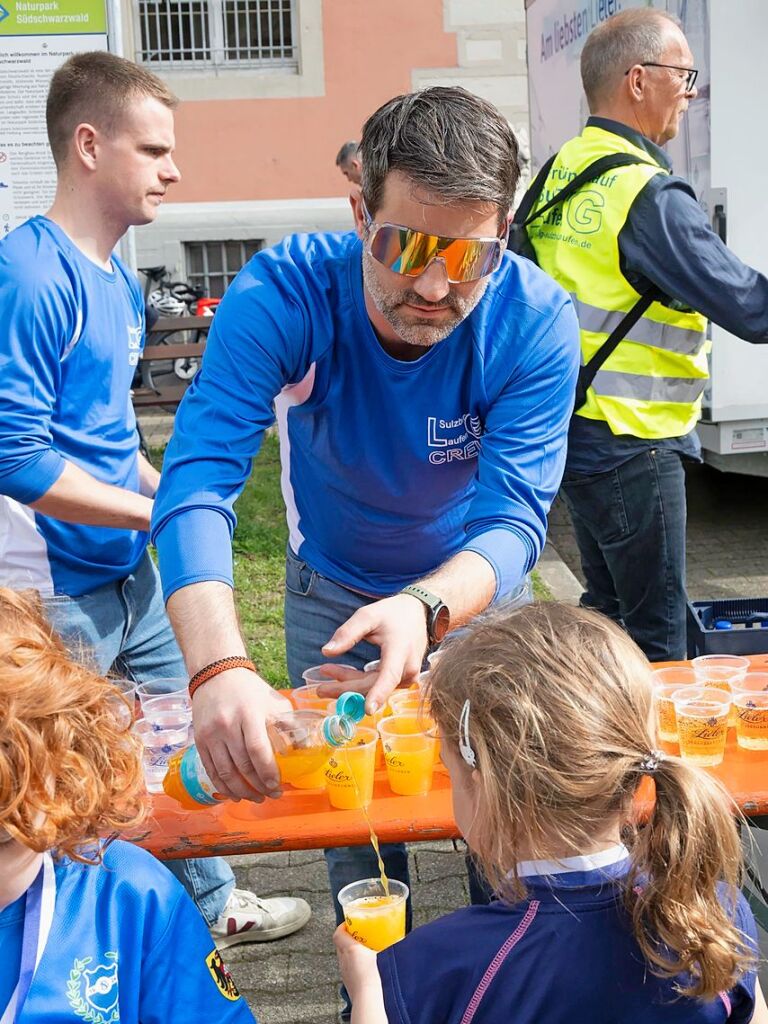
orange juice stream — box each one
[340,744,389,897]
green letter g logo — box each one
[566,190,604,234]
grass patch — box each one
[231,435,289,688]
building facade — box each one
[127,0,528,292]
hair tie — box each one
[639,750,664,774]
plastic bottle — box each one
[163,691,366,809]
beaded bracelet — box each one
[188,656,257,699]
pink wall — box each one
[170,0,458,203]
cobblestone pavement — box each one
[224,841,467,1024]
[548,462,768,602]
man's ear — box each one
[349,189,367,240]
[626,64,646,102]
[72,122,99,172]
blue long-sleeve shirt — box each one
[566,117,768,475]
[152,232,580,602]
[0,217,146,597]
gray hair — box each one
[581,8,682,111]
[335,141,359,167]
[360,86,519,225]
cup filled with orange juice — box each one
[388,688,430,717]
[673,686,731,767]
[651,666,697,743]
[378,717,436,796]
[268,694,365,790]
[338,878,408,951]
[324,726,378,809]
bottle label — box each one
[179,748,218,805]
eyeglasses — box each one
[625,62,698,92]
[362,206,507,284]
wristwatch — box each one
[400,585,451,644]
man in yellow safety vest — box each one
[522,8,768,661]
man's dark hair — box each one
[47,51,177,168]
[360,87,519,224]
[335,141,359,167]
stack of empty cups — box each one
[130,678,193,794]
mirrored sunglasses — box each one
[366,218,507,284]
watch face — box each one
[432,604,451,644]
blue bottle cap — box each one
[335,691,366,722]
[714,619,732,630]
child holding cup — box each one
[0,588,255,1023]
[335,603,765,1024]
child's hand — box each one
[333,924,380,999]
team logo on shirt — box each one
[427,413,483,465]
[127,319,143,367]
[66,952,119,1022]
[205,948,241,1001]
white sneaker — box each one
[210,888,311,948]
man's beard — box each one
[362,249,488,347]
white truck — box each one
[524,0,768,475]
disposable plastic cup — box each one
[338,878,408,951]
[301,663,360,685]
[133,718,189,793]
[136,677,190,711]
[734,693,768,750]
[673,686,731,767]
[143,693,193,727]
[291,684,337,713]
[324,727,378,810]
[107,677,139,726]
[387,690,429,717]
[692,655,749,727]
[732,672,768,696]
[378,718,436,796]
[358,710,386,769]
[651,667,697,743]
[390,710,441,766]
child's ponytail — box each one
[627,755,755,1000]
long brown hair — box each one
[428,602,754,999]
[0,588,147,861]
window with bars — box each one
[185,240,264,298]
[136,0,296,68]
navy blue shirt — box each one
[378,850,758,1024]
[566,118,768,476]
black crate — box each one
[687,598,768,657]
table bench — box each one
[131,315,210,411]
[135,653,768,861]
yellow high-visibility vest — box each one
[528,125,709,439]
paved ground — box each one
[224,841,468,1023]
[215,460,768,1022]
[548,461,768,603]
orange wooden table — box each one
[135,770,457,861]
[135,653,768,861]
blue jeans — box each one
[283,548,413,930]
[42,551,234,925]
[560,448,688,662]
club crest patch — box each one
[66,952,120,1022]
[205,948,241,1001]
